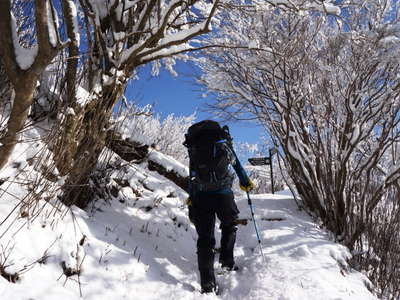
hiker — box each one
[183,120,254,294]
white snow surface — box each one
[323,3,341,15]
[76,85,91,106]
[66,107,76,116]
[0,137,377,300]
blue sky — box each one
[125,61,263,145]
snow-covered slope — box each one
[0,137,377,300]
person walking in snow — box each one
[183,120,254,294]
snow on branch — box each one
[46,0,59,47]
[254,0,341,15]
[0,0,64,79]
[82,0,221,77]
[65,0,80,47]
[130,0,219,65]
[10,12,38,70]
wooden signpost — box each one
[248,148,277,194]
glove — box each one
[240,180,254,192]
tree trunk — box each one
[0,80,37,169]
[51,0,81,174]
[59,83,124,207]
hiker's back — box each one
[184,120,234,192]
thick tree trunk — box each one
[60,107,110,207]
[58,83,124,207]
[0,80,37,169]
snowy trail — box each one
[218,192,375,300]
[0,155,377,300]
[184,191,374,300]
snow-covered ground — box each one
[0,138,377,300]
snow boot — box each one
[221,262,239,271]
[200,280,218,294]
[200,269,218,294]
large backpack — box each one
[184,120,235,192]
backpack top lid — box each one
[184,120,224,147]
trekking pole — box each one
[246,191,267,264]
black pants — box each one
[191,190,239,286]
